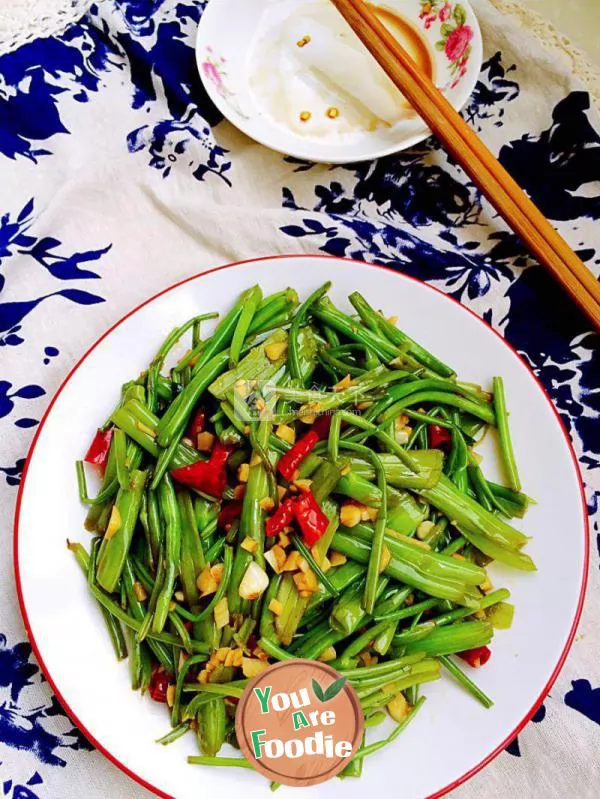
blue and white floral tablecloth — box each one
[0,1,598,797]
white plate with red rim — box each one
[15,255,588,799]
[196,0,483,163]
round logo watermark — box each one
[236,658,363,786]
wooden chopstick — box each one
[329,0,600,327]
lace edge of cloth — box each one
[0,0,93,56]
[487,0,600,107]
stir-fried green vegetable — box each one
[73,284,533,781]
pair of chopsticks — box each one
[329,0,600,328]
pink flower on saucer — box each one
[444,24,473,62]
[439,2,452,22]
[202,61,223,91]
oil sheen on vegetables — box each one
[249,0,434,139]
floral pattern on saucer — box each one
[419,1,474,87]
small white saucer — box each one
[196,0,483,163]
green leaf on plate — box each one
[454,5,467,25]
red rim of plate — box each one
[14,254,590,799]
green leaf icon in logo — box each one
[312,676,347,703]
[312,678,326,702]
[323,676,347,701]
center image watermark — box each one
[231,377,364,424]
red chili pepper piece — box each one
[149,667,171,703]
[218,501,244,530]
[171,441,233,499]
[428,424,452,452]
[294,490,329,547]
[265,497,296,537]
[186,407,206,442]
[311,413,333,440]
[210,441,233,470]
[458,646,492,668]
[84,427,114,473]
[277,431,319,481]
[171,460,224,498]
